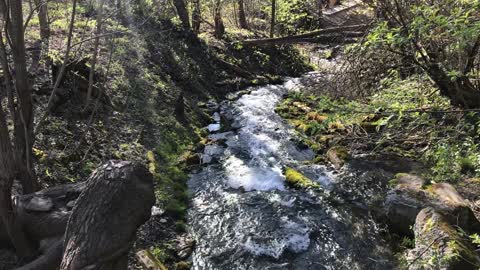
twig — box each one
[406,236,444,269]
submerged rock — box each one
[284,168,320,189]
[408,207,480,270]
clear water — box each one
[187,74,394,270]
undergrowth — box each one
[277,73,480,183]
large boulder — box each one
[384,174,480,236]
[407,207,480,270]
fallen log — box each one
[1,160,154,270]
[240,24,368,46]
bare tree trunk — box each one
[173,0,190,30]
[192,0,201,34]
[85,0,105,107]
[214,0,225,38]
[0,105,36,259]
[270,0,276,38]
[34,0,50,41]
[5,0,38,193]
[238,0,248,29]
[36,0,77,134]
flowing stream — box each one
[187,73,395,270]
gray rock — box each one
[384,174,480,236]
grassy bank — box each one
[276,73,480,183]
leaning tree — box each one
[368,0,480,108]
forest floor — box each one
[0,7,312,269]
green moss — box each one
[284,167,320,189]
[147,151,157,175]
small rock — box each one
[391,173,425,191]
[177,235,195,260]
[212,112,221,123]
[284,167,320,189]
[326,146,349,169]
[159,218,168,223]
[207,123,221,132]
[428,183,467,207]
[151,206,164,216]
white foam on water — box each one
[267,193,296,207]
[243,217,311,259]
[223,156,285,191]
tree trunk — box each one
[270,0,276,38]
[0,161,154,269]
[85,0,105,107]
[214,0,225,38]
[60,161,155,270]
[242,24,367,46]
[192,0,201,34]
[34,0,50,42]
[0,106,37,259]
[425,64,480,108]
[7,0,38,194]
[36,0,77,134]
[173,0,190,30]
[238,0,248,29]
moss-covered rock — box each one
[385,174,480,237]
[284,167,320,189]
[407,207,480,270]
[326,146,349,169]
[389,173,425,190]
[426,183,468,207]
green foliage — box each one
[364,0,480,103]
[150,246,170,262]
[274,0,321,34]
[470,233,480,246]
[278,74,480,183]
